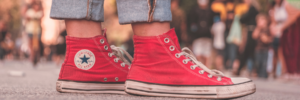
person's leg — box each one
[132,22,170,36]
[237,38,256,76]
[50,0,131,94]
[216,55,224,70]
[116,0,255,98]
[223,42,230,68]
[272,48,278,77]
[255,50,263,78]
[237,47,249,75]
[65,20,102,37]
[228,43,237,70]
[262,50,269,78]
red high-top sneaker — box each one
[125,29,255,99]
[56,32,132,94]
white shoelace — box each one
[177,47,225,77]
[109,45,133,66]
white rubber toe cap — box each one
[230,77,252,84]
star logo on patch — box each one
[80,55,90,64]
[74,49,95,70]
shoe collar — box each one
[133,28,181,49]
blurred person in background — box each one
[236,0,260,76]
[211,16,225,71]
[226,0,250,74]
[0,22,14,61]
[211,0,248,71]
[211,0,236,71]
[52,30,67,66]
[187,0,215,66]
[25,1,43,67]
[273,0,300,79]
[3,33,14,59]
[269,0,287,79]
[252,14,273,78]
[0,21,8,63]
[170,0,187,46]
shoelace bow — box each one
[178,47,225,77]
[110,45,133,66]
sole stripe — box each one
[62,88,124,91]
[126,79,252,86]
[127,88,217,96]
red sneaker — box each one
[125,29,255,99]
[56,32,132,94]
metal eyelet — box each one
[104,45,108,50]
[164,38,170,43]
[121,63,125,67]
[114,58,118,63]
[100,39,105,44]
[169,46,175,51]
[183,60,188,64]
[115,77,119,81]
[190,65,195,70]
[208,74,213,78]
[175,53,180,58]
[104,78,107,81]
[199,70,204,74]
[217,77,222,81]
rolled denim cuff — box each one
[50,0,104,22]
[116,0,172,24]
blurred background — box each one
[0,0,300,99]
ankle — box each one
[66,20,103,38]
[132,22,170,36]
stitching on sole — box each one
[126,79,253,86]
[127,88,217,95]
[62,88,124,91]
[58,80,125,84]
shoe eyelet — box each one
[114,58,118,63]
[169,46,175,51]
[100,39,105,44]
[183,60,188,64]
[164,38,170,43]
[104,78,107,81]
[217,77,222,81]
[121,63,125,67]
[208,74,213,78]
[108,53,112,57]
[175,53,180,58]
[115,77,119,81]
[104,45,108,50]
[190,65,195,70]
[199,70,204,74]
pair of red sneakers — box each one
[56,29,255,99]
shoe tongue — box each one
[163,28,181,49]
[102,29,107,38]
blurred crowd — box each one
[171,0,300,80]
[0,0,300,81]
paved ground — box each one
[1,60,300,100]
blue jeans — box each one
[50,0,172,24]
[224,43,238,69]
[0,45,5,60]
[255,49,268,78]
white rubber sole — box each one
[56,80,126,94]
[125,80,256,99]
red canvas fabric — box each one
[58,33,129,82]
[128,28,233,85]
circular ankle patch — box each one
[74,49,95,70]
